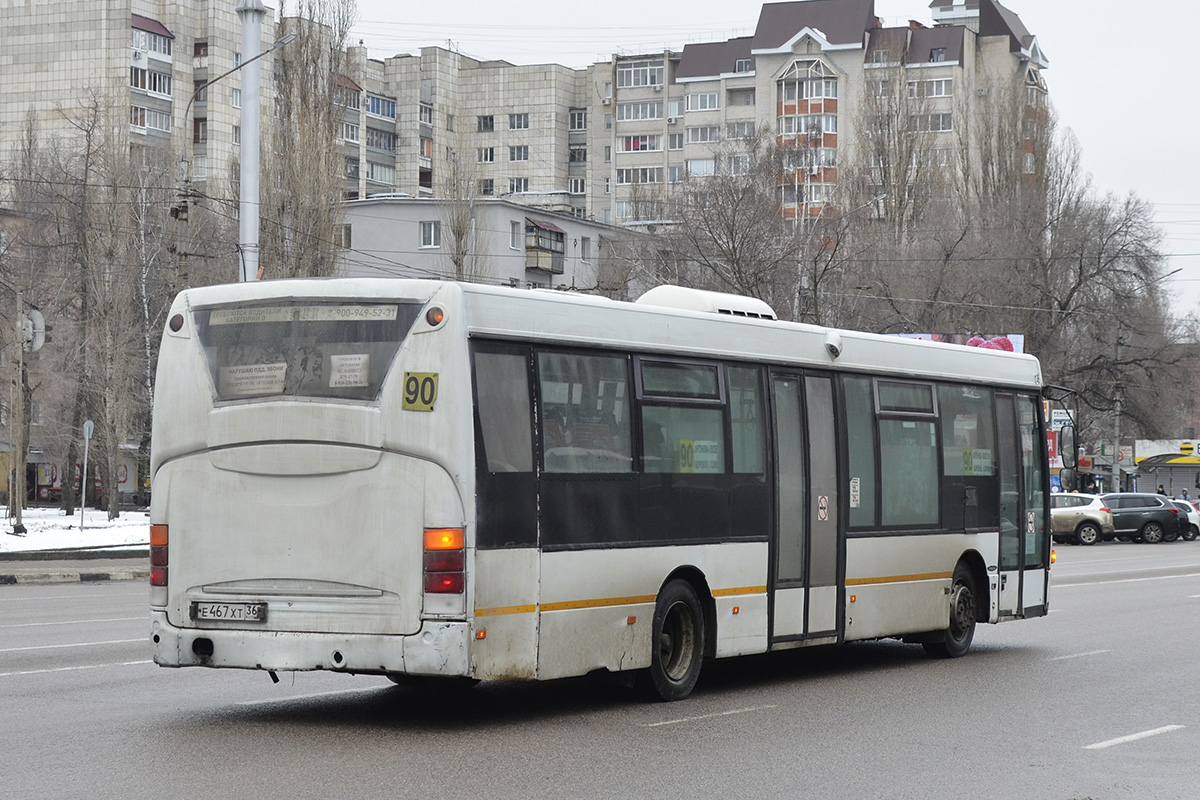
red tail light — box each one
[424,527,465,594]
[150,524,169,587]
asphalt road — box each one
[2,541,1199,799]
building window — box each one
[419,103,433,124]
[477,115,495,132]
[735,58,752,73]
[366,161,395,183]
[345,157,360,178]
[726,121,755,139]
[509,145,529,161]
[605,113,613,130]
[365,94,397,119]
[604,178,611,194]
[342,123,360,142]
[478,147,495,163]
[686,126,720,143]
[618,134,661,152]
[778,114,837,136]
[569,109,587,130]
[686,158,717,177]
[509,112,529,130]
[232,88,241,109]
[930,48,946,63]
[510,220,522,248]
[193,40,208,57]
[569,178,585,195]
[192,154,207,179]
[604,145,612,162]
[446,114,455,132]
[617,101,662,121]
[871,49,890,64]
[341,224,352,249]
[668,133,684,150]
[686,93,719,112]
[366,128,396,151]
[193,117,207,142]
[668,165,684,183]
[569,145,587,163]
[616,167,662,184]
[232,125,241,144]
[580,236,592,261]
[616,59,664,88]
[480,178,495,196]
[420,221,441,248]
[509,177,529,193]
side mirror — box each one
[1059,468,1078,493]
[1058,424,1077,469]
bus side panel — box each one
[843,532,999,642]
[535,543,768,681]
[470,549,540,680]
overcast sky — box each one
[349,0,1199,311]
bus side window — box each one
[473,350,533,473]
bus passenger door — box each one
[770,373,840,642]
[996,392,1048,617]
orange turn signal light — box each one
[424,527,464,550]
[150,524,169,546]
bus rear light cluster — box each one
[423,527,465,594]
[150,524,169,587]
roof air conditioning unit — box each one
[601,98,611,105]
[667,117,677,125]
[976,88,988,96]
[132,50,144,61]
[653,85,662,92]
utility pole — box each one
[9,295,45,536]
[1111,335,1123,493]
[237,0,267,282]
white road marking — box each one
[0,637,142,653]
[647,704,777,727]
[1055,572,1200,588]
[1084,725,1185,750]
[0,616,143,629]
[235,687,386,706]
[1048,649,1111,661]
[0,660,152,678]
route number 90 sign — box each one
[402,372,438,411]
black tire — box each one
[640,579,705,701]
[1140,521,1165,544]
[923,562,977,659]
[1075,522,1101,546]
[1184,525,1199,542]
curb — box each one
[0,567,150,585]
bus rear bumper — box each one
[149,610,470,677]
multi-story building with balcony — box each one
[1,0,1047,250]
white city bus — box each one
[149,279,1050,701]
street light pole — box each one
[237,0,267,282]
[172,22,296,287]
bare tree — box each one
[261,0,358,278]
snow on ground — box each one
[1,506,150,553]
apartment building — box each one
[0,0,1047,239]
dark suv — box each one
[1100,493,1184,543]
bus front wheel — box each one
[922,562,977,659]
[640,579,705,702]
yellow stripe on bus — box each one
[474,604,537,617]
[475,586,766,617]
[711,585,767,597]
[540,595,657,612]
[845,571,953,587]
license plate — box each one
[191,601,267,622]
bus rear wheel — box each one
[922,562,977,659]
[640,579,705,702]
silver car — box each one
[1050,493,1116,545]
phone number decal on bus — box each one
[209,305,399,325]
[403,372,438,411]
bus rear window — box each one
[193,301,422,402]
